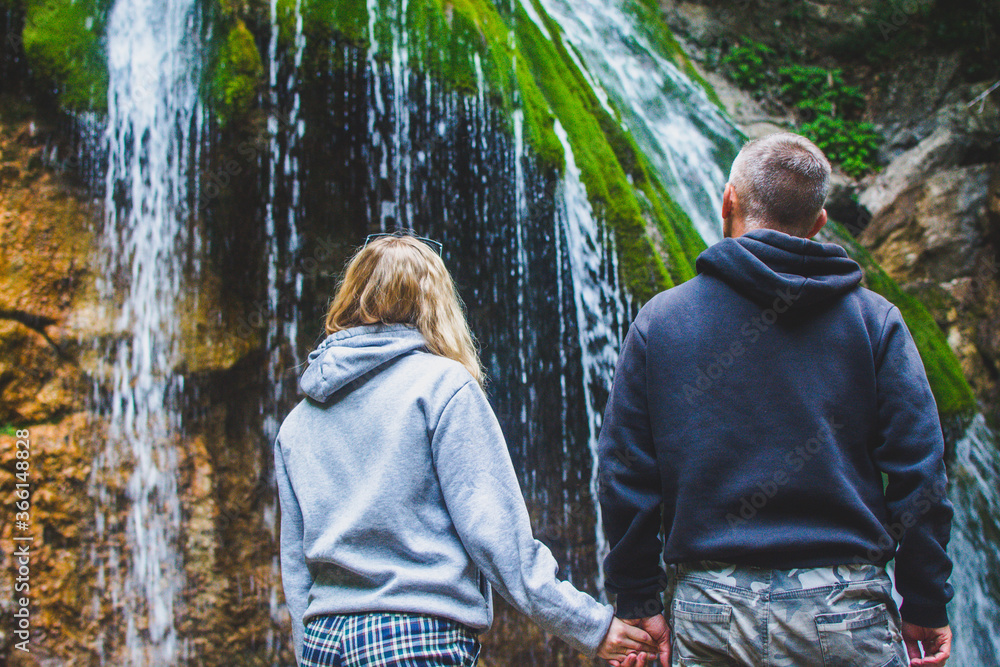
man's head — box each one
[722,132,831,239]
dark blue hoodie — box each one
[598,228,954,628]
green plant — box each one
[721,42,878,177]
[720,38,774,90]
[799,115,880,178]
[779,66,865,118]
[777,64,827,102]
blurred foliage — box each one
[799,115,880,179]
[207,17,264,127]
[830,0,1000,81]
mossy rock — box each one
[20,0,111,112]
[208,17,265,126]
[11,0,714,308]
[257,0,703,302]
[823,221,976,420]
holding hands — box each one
[597,614,671,667]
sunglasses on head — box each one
[362,232,444,255]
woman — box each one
[275,233,655,666]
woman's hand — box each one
[596,616,659,663]
[605,615,671,667]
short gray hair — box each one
[729,133,831,234]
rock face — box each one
[856,76,1000,421]
[0,98,285,665]
[861,162,1000,419]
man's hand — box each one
[605,614,671,667]
[902,621,951,666]
[596,616,659,663]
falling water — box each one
[947,415,1000,666]
[264,0,307,653]
[95,0,204,663]
[536,0,742,243]
[552,120,627,592]
[367,0,415,230]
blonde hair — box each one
[325,234,484,386]
[729,132,831,235]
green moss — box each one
[274,0,369,46]
[209,18,264,126]
[514,1,674,301]
[0,424,17,437]
[220,0,706,302]
[21,0,111,111]
[825,222,976,419]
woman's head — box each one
[325,234,484,386]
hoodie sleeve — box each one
[872,306,954,628]
[274,436,313,665]
[430,381,614,657]
[597,321,666,619]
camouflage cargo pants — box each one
[668,561,908,667]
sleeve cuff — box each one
[577,603,616,657]
[614,592,664,620]
[900,600,949,628]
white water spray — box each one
[536,0,742,243]
[97,0,204,662]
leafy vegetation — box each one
[798,115,880,179]
[720,38,775,90]
[720,39,881,179]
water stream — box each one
[536,0,742,243]
[94,0,205,662]
[947,415,1000,665]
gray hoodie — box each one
[274,323,613,664]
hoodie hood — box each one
[695,228,863,309]
[299,323,428,402]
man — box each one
[597,132,954,667]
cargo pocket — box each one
[670,599,733,666]
[815,603,901,667]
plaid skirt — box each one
[302,612,481,666]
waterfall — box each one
[947,415,1000,666]
[264,0,307,653]
[535,0,742,243]
[552,120,627,593]
[95,0,204,663]
[367,0,414,230]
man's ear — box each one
[722,183,735,220]
[805,209,828,239]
